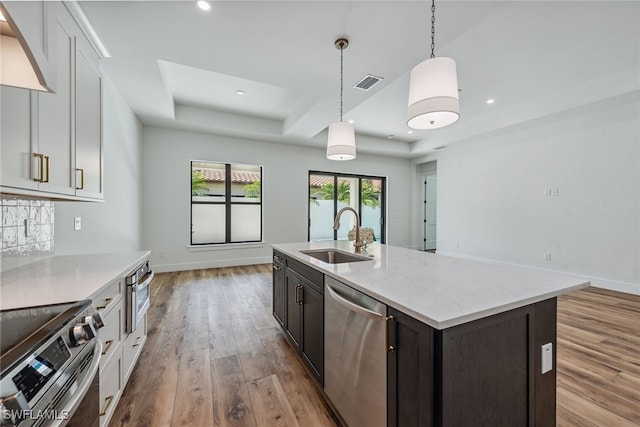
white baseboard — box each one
[436,250,640,296]
[153,256,272,273]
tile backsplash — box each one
[1,196,55,271]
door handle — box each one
[295,285,303,305]
[44,155,50,182]
[298,285,303,305]
[33,153,45,182]
[326,284,383,321]
[76,168,84,189]
[385,315,395,352]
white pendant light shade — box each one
[326,121,356,161]
[407,56,460,130]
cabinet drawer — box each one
[273,250,286,267]
[92,278,123,315]
[99,352,122,427]
[99,301,122,371]
[122,315,146,383]
[287,257,323,293]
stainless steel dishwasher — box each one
[324,276,387,427]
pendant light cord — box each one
[339,42,344,121]
[430,0,436,59]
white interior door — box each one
[424,175,437,250]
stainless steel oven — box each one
[0,300,103,427]
[125,261,154,334]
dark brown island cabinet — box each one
[272,250,557,427]
[272,250,324,382]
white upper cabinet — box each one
[75,34,103,198]
[0,86,36,190]
[0,1,104,201]
[0,1,57,92]
[35,7,75,195]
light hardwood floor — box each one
[110,265,640,426]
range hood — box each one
[0,9,49,91]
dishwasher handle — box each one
[326,284,384,321]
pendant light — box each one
[327,38,356,161]
[407,0,460,130]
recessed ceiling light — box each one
[387,135,394,139]
[408,130,413,134]
[236,90,245,96]
[197,1,212,12]
[348,119,354,124]
[486,98,495,104]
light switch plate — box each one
[541,342,553,374]
[74,217,82,231]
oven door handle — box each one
[133,270,155,292]
[58,340,102,423]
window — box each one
[191,161,262,245]
[308,171,385,244]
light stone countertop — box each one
[273,241,590,329]
[0,251,151,310]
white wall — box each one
[142,126,413,272]
[55,76,143,254]
[432,91,640,294]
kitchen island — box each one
[272,241,590,427]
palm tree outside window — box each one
[308,171,385,243]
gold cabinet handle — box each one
[101,339,113,356]
[96,297,113,311]
[99,395,114,416]
[132,336,143,347]
[385,315,395,352]
[76,168,84,189]
[273,265,282,271]
[33,153,45,182]
[44,155,50,182]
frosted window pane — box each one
[309,174,334,241]
[361,206,381,242]
[231,205,261,242]
[192,204,225,244]
[310,200,335,241]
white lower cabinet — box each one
[99,300,123,372]
[122,315,147,384]
[92,277,147,426]
[99,351,122,427]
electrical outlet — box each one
[541,343,553,374]
[544,252,551,261]
[74,217,82,231]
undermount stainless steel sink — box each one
[300,249,372,264]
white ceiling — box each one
[80,1,640,159]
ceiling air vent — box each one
[353,74,383,91]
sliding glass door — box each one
[308,172,385,244]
